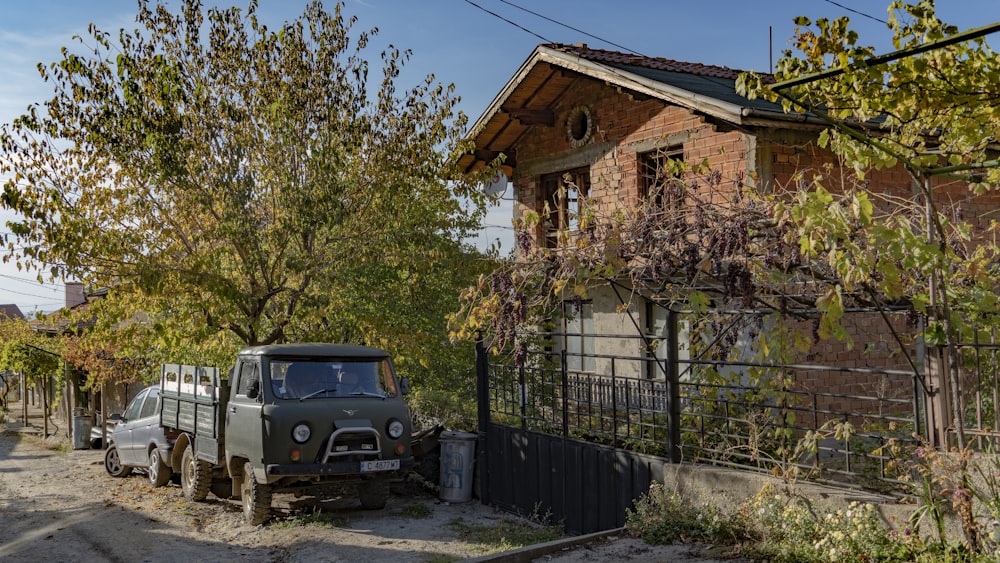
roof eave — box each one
[465,46,549,146]
[533,45,749,123]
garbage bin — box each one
[72,408,92,450]
[439,431,477,503]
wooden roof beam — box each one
[473,149,516,167]
[501,106,555,127]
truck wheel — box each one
[181,445,212,501]
[357,479,390,510]
[148,448,171,487]
[241,462,272,525]
[104,446,129,478]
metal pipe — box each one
[772,21,1000,90]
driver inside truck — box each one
[337,367,378,395]
[283,363,325,398]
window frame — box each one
[564,300,596,374]
[640,146,684,210]
[540,167,590,248]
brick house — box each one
[458,43,992,432]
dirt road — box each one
[0,427,752,562]
[0,430,534,562]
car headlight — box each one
[386,419,404,439]
[292,423,311,443]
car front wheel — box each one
[148,447,171,487]
[104,446,128,478]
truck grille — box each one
[319,427,381,463]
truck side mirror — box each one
[247,379,261,400]
[399,377,410,396]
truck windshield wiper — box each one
[347,391,387,399]
[299,388,338,401]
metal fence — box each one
[480,308,926,492]
[951,331,1000,449]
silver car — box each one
[103,386,177,487]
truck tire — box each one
[104,446,129,478]
[181,445,212,501]
[148,448,171,487]
[241,462,272,525]
[357,478,390,510]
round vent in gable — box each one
[565,105,593,148]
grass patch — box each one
[400,502,433,519]
[175,501,196,516]
[24,433,71,452]
[445,516,563,555]
[272,508,351,529]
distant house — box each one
[0,304,24,320]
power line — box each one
[498,0,639,54]
[0,272,64,288]
[462,0,552,43]
[0,285,63,301]
[821,0,889,25]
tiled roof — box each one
[543,43,780,113]
[0,304,24,320]
[546,43,772,82]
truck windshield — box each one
[268,359,396,400]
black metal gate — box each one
[481,422,669,534]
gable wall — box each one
[512,77,754,231]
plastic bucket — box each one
[439,431,477,502]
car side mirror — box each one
[399,377,410,396]
[110,413,122,422]
[247,379,261,400]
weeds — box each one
[626,431,1000,562]
[271,507,351,529]
[400,502,433,519]
[445,515,562,555]
[625,482,748,545]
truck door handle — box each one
[229,406,237,413]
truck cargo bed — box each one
[159,364,227,440]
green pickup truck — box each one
[159,343,414,525]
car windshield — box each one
[268,359,397,400]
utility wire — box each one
[0,272,64,288]
[462,0,552,43]
[821,0,889,25]
[0,285,63,300]
[498,0,640,54]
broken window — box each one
[540,167,590,248]
[640,146,684,211]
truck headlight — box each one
[386,419,404,439]
[292,423,311,443]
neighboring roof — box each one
[459,43,811,173]
[0,304,24,320]
[29,294,96,334]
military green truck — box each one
[158,343,414,525]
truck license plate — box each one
[360,459,400,472]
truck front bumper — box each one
[266,456,415,478]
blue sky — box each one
[1,0,998,314]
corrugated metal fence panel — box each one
[486,423,668,535]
